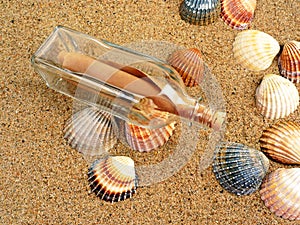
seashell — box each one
[260,121,300,165]
[125,121,176,152]
[179,0,221,26]
[167,48,205,87]
[278,40,300,83]
[88,155,138,202]
[233,30,280,71]
[255,74,299,119]
[220,0,256,30]
[64,107,117,157]
[212,142,269,195]
[260,168,300,220]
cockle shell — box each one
[260,121,300,165]
[167,48,205,87]
[179,0,221,26]
[278,40,300,83]
[255,74,299,119]
[260,168,300,220]
[233,30,280,71]
[220,0,256,30]
[64,107,117,157]
[88,156,138,202]
[125,121,176,152]
[212,142,269,195]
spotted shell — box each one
[167,48,205,87]
[64,107,117,157]
[260,168,300,220]
[220,0,256,30]
[125,121,176,152]
[212,142,269,195]
[233,30,280,71]
[88,156,138,202]
[260,121,300,165]
[278,40,300,83]
[255,74,299,119]
[179,0,221,26]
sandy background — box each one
[1,0,300,224]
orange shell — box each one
[221,0,256,30]
[167,48,205,87]
[278,41,300,83]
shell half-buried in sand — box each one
[88,155,138,202]
[260,121,300,165]
[212,142,269,196]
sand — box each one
[1,0,300,224]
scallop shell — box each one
[233,30,280,71]
[88,156,138,202]
[255,74,299,119]
[125,121,176,152]
[64,107,117,157]
[220,0,256,30]
[179,0,221,26]
[212,142,269,195]
[260,121,300,165]
[278,40,300,83]
[167,48,205,87]
[260,168,300,220]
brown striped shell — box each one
[278,40,300,83]
[260,121,300,165]
[260,168,300,221]
[255,74,299,119]
[167,48,205,87]
[88,156,138,202]
[220,0,256,30]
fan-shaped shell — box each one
[179,0,221,26]
[260,168,300,220]
[278,40,300,83]
[255,74,299,119]
[233,30,280,71]
[125,121,176,152]
[212,142,269,195]
[260,121,300,165]
[220,0,256,30]
[167,48,205,87]
[88,156,138,202]
[64,107,117,157]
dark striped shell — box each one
[213,142,269,195]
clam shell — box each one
[260,121,300,165]
[278,40,300,83]
[233,30,280,71]
[255,74,299,119]
[179,0,221,26]
[260,168,300,220]
[212,142,269,195]
[125,121,176,152]
[167,48,205,87]
[88,156,138,202]
[64,107,117,157]
[220,0,256,30]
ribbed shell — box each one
[220,0,256,30]
[278,41,300,83]
[88,156,138,202]
[260,121,300,165]
[64,107,117,157]
[255,74,299,119]
[179,0,221,26]
[167,48,205,87]
[125,121,176,152]
[233,30,280,71]
[212,142,269,195]
[260,168,300,221]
